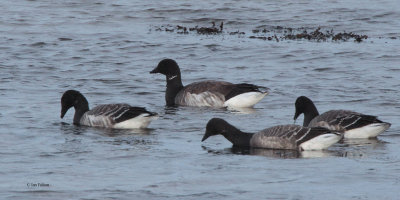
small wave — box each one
[313,67,334,72]
[280,54,295,58]
[30,42,47,47]
[377,55,400,59]
[58,38,73,41]
[373,12,397,18]
[135,91,153,95]
[124,15,137,19]
[235,66,248,70]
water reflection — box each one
[340,138,386,148]
[300,150,339,158]
[164,105,180,115]
[227,107,257,114]
[332,138,387,158]
[231,146,301,158]
[58,122,87,135]
[101,128,154,137]
[164,105,258,115]
[105,137,157,147]
[202,145,339,159]
[58,122,155,136]
[202,139,388,158]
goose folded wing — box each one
[182,81,268,100]
[87,104,153,124]
[256,125,312,141]
[251,125,326,149]
[256,125,332,144]
[182,81,234,95]
[176,81,233,106]
[329,113,381,130]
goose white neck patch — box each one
[168,75,177,81]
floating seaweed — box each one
[249,36,267,40]
[230,30,245,35]
[331,32,368,42]
[254,27,369,42]
[153,23,372,42]
[155,22,224,35]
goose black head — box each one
[150,59,181,78]
[202,118,230,142]
[60,90,86,118]
[294,96,314,120]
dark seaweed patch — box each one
[256,27,369,42]
[153,22,373,42]
[229,30,245,35]
[154,22,224,35]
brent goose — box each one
[202,118,342,151]
[150,59,269,108]
[60,90,158,129]
[294,96,391,138]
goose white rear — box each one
[299,133,342,150]
[344,123,391,139]
[224,92,268,108]
[113,114,159,129]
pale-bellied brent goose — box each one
[294,96,391,138]
[60,90,158,129]
[150,59,269,108]
[202,118,342,151]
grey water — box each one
[1,0,400,199]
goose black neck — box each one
[73,97,89,125]
[303,102,319,126]
[165,74,183,106]
[221,123,254,147]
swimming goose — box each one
[294,96,391,138]
[60,90,158,129]
[202,118,342,151]
[150,59,269,108]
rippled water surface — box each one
[1,0,400,199]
